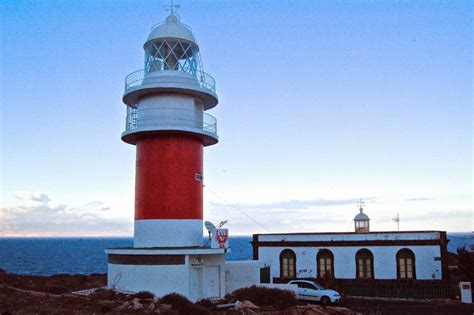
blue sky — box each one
[1,1,472,236]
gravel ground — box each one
[339,296,474,315]
[1,271,473,315]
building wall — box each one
[257,231,442,242]
[224,261,261,294]
[108,252,226,301]
[257,232,443,280]
[188,254,226,301]
[108,263,189,296]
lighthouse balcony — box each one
[123,68,218,110]
[121,107,218,146]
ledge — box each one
[106,247,227,255]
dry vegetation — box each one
[1,269,472,315]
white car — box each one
[288,280,341,304]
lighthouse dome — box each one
[354,211,370,221]
[146,14,197,44]
[122,12,218,113]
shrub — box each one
[195,298,215,310]
[227,285,298,310]
[178,303,211,315]
[90,288,120,301]
[159,293,193,309]
[131,290,155,300]
[99,305,113,313]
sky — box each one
[1,0,472,236]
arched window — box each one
[355,249,374,279]
[280,249,296,278]
[317,249,334,278]
[397,249,416,279]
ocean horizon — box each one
[0,232,472,276]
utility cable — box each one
[203,184,272,233]
[345,220,353,232]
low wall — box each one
[273,277,455,299]
[225,261,260,294]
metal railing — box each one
[125,107,217,135]
[124,67,216,93]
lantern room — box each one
[354,205,370,233]
[144,14,202,74]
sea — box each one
[0,233,472,276]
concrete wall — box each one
[137,94,202,130]
[108,263,189,297]
[224,261,261,294]
[258,245,442,280]
[188,254,226,301]
[108,252,226,302]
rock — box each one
[283,305,327,315]
[239,300,260,310]
[118,301,130,310]
[132,298,143,310]
[326,306,362,315]
[147,302,156,311]
[132,302,144,310]
[158,303,172,309]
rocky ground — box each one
[0,271,473,315]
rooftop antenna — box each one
[218,220,228,228]
[392,213,400,232]
[163,0,180,15]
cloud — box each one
[209,197,376,211]
[404,197,436,202]
[0,193,131,236]
[13,192,51,204]
[206,198,364,234]
[404,210,472,221]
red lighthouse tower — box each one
[107,12,226,300]
[122,13,219,248]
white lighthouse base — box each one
[106,247,226,302]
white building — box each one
[252,230,448,281]
[251,207,450,299]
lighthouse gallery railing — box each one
[125,107,217,134]
[124,67,216,94]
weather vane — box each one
[163,0,180,15]
[358,198,365,211]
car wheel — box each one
[320,296,330,305]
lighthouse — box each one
[123,12,218,248]
[106,11,227,300]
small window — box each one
[195,173,203,181]
[397,249,416,279]
[355,249,374,279]
[280,249,296,278]
[317,249,334,278]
